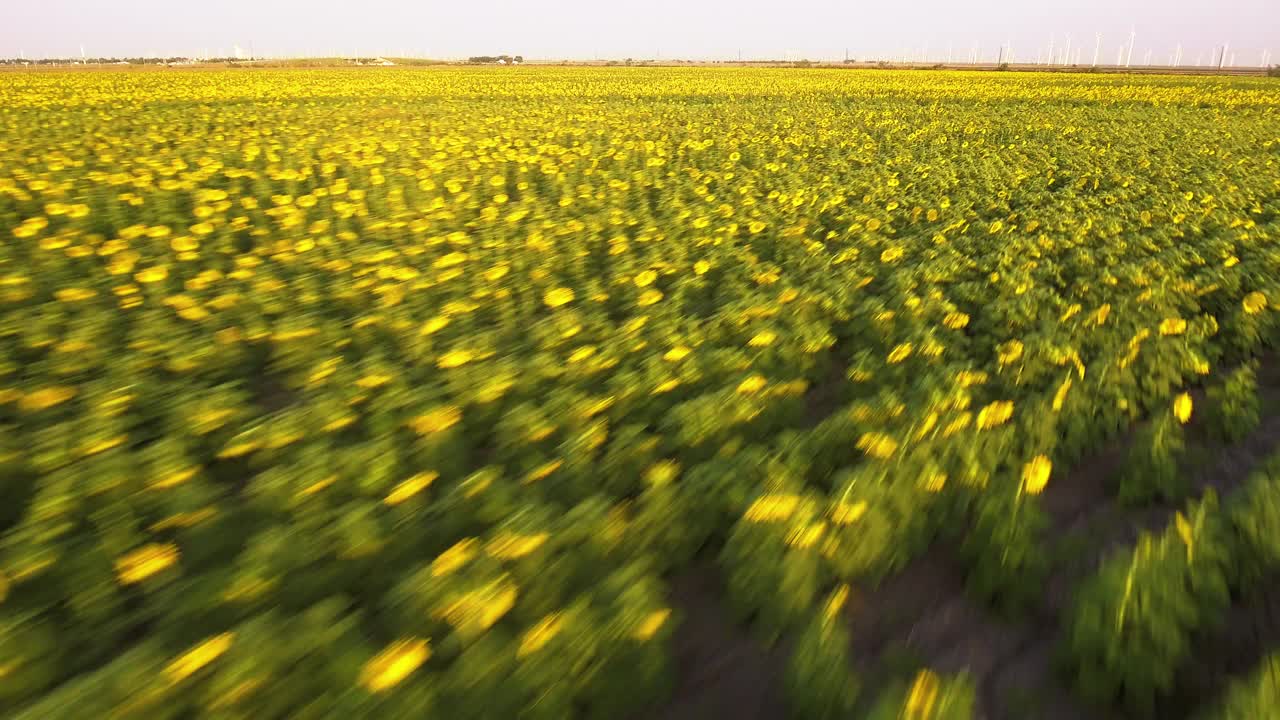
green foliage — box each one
[1206,364,1261,444]
[1196,654,1280,719]
[1063,492,1234,716]
[1225,459,1280,591]
[721,484,826,639]
[784,592,860,720]
[9,642,181,720]
[1117,412,1188,506]
[959,481,1051,613]
[823,460,941,584]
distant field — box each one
[2,67,1280,719]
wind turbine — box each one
[1093,32,1102,67]
[1125,28,1136,67]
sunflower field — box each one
[1,66,1279,718]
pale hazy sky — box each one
[4,0,1278,64]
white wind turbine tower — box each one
[1093,32,1102,67]
[1063,35,1072,65]
[1174,44,1182,67]
[1143,48,1152,66]
[1125,28,1136,66]
[1048,35,1055,66]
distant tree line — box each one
[466,55,524,64]
[0,57,235,66]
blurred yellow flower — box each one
[165,633,234,684]
[1173,393,1193,424]
[517,614,564,658]
[887,342,913,364]
[360,638,431,693]
[663,346,691,362]
[487,532,550,559]
[543,287,575,308]
[431,539,479,577]
[653,378,681,394]
[905,669,941,718]
[437,349,474,368]
[857,432,899,459]
[384,472,439,505]
[637,289,664,306]
[997,340,1024,367]
[115,543,180,585]
[830,500,868,525]
[745,493,801,522]
[19,386,77,412]
[135,266,169,284]
[632,609,671,641]
[408,406,462,435]
[976,400,1014,430]
[1022,455,1051,495]
[54,288,96,302]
